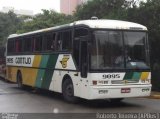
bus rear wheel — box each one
[62,78,78,103]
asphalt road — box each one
[0,78,160,119]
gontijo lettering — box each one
[15,57,31,64]
[6,56,34,67]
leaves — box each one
[0,11,22,45]
[17,10,74,33]
[74,0,132,20]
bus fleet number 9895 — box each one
[102,74,121,79]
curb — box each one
[146,91,160,99]
[148,94,160,99]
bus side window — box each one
[34,36,43,52]
[7,39,15,53]
[15,39,22,53]
[24,38,32,52]
[62,30,72,51]
[56,30,72,52]
[43,33,56,51]
[57,33,62,51]
[51,33,56,51]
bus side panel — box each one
[6,66,18,83]
[49,70,82,97]
[6,66,39,87]
[49,54,83,98]
[34,54,58,89]
[22,68,39,87]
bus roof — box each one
[75,19,147,30]
[8,19,147,39]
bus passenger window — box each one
[24,38,32,52]
[43,33,56,51]
[34,36,42,52]
[57,33,62,51]
[51,34,56,51]
[15,39,22,53]
[56,31,72,52]
[62,31,72,51]
[7,40,15,53]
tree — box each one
[0,11,22,45]
[17,10,75,33]
[74,0,135,20]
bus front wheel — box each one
[62,78,78,103]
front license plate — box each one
[121,88,131,93]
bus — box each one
[6,19,151,102]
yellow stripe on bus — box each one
[23,68,38,86]
[140,72,149,80]
[32,55,42,67]
[23,55,42,86]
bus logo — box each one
[60,55,69,68]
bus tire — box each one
[62,78,78,103]
[17,72,24,89]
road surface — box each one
[0,78,160,119]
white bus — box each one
[6,19,151,102]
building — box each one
[1,7,33,16]
[60,0,89,15]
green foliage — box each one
[0,11,22,45]
[74,0,135,20]
[17,10,75,33]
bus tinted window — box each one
[34,36,42,52]
[7,40,15,53]
[91,31,123,69]
[24,38,32,52]
[57,30,72,51]
[43,33,56,51]
[57,33,62,51]
[62,31,72,51]
[15,39,22,52]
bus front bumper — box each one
[86,84,152,100]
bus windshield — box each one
[90,30,150,70]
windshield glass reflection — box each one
[90,30,149,70]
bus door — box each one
[73,37,88,78]
[74,27,89,78]
[80,39,88,78]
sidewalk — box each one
[148,91,160,99]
